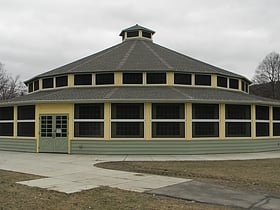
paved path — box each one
[0,150,280,209]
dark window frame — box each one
[195,74,211,86]
[146,73,166,84]
[55,75,68,87]
[34,80,39,91]
[229,78,239,89]
[74,74,92,86]
[123,73,143,84]
[174,73,192,85]
[42,77,54,89]
[217,76,228,88]
[96,73,114,85]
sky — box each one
[0,0,279,82]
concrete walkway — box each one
[0,150,280,209]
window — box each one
[0,107,14,136]
[192,104,219,138]
[34,80,39,91]
[225,104,251,137]
[74,104,104,137]
[74,74,92,86]
[217,76,227,88]
[241,81,245,91]
[127,31,139,38]
[28,83,33,93]
[273,107,280,136]
[142,31,152,39]
[229,78,239,89]
[147,73,166,84]
[96,73,114,85]
[123,73,143,84]
[256,106,269,137]
[195,74,211,86]
[152,103,185,138]
[42,78,54,89]
[17,105,35,137]
[111,103,144,138]
[256,106,269,120]
[174,73,191,85]
[56,76,68,87]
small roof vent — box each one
[119,24,155,41]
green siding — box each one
[0,138,36,153]
[71,139,280,155]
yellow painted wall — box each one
[115,72,122,86]
[220,104,225,139]
[167,72,174,86]
[68,74,74,87]
[212,74,217,88]
[186,103,192,140]
[104,102,110,140]
[144,102,151,140]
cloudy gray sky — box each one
[0,0,279,82]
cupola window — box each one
[123,73,143,84]
[147,73,166,84]
[229,78,239,89]
[56,75,68,87]
[42,78,54,89]
[195,74,211,86]
[217,76,228,88]
[174,73,191,85]
[74,74,92,86]
[34,80,39,91]
[96,73,114,85]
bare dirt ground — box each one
[0,170,232,210]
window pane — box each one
[56,76,68,87]
[142,31,151,39]
[226,122,251,137]
[192,122,219,137]
[127,31,139,38]
[18,105,35,120]
[256,122,269,137]
[217,76,227,88]
[111,122,144,138]
[34,80,39,91]
[229,78,239,89]
[192,104,219,119]
[96,73,114,85]
[28,83,33,93]
[152,103,184,119]
[241,81,245,91]
[147,73,166,84]
[111,104,144,119]
[123,73,143,84]
[0,123,13,136]
[273,107,280,120]
[195,74,211,86]
[74,74,92,85]
[74,122,104,137]
[152,122,185,138]
[74,104,104,119]
[0,107,13,120]
[226,105,251,119]
[273,123,280,136]
[42,78,54,89]
[17,122,35,137]
[256,106,269,120]
[174,73,191,85]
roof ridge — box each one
[170,87,192,99]
[141,41,173,69]
[116,40,137,70]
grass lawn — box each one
[0,170,231,210]
[97,158,280,195]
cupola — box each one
[119,24,155,41]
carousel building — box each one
[0,24,279,154]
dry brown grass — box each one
[0,170,231,210]
[97,158,280,195]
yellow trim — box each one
[115,72,122,86]
[191,73,195,86]
[167,72,174,86]
[251,104,256,139]
[144,102,151,140]
[186,103,192,140]
[39,79,42,90]
[139,30,143,38]
[104,102,110,140]
[68,74,74,87]
[238,79,242,90]
[13,106,17,137]
[220,104,225,139]
[212,74,217,88]
[269,105,273,137]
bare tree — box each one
[0,63,26,100]
[252,52,280,99]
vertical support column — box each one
[115,72,122,86]
[167,72,174,86]
[238,79,242,91]
[35,104,40,152]
[39,79,43,90]
[191,73,195,86]
[212,74,217,88]
[251,104,256,139]
[186,103,192,140]
[104,102,111,140]
[220,104,225,140]
[68,104,74,154]
[144,102,151,140]
[13,106,17,138]
[68,74,74,87]
[269,105,273,137]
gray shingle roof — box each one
[25,38,250,83]
[1,86,278,106]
